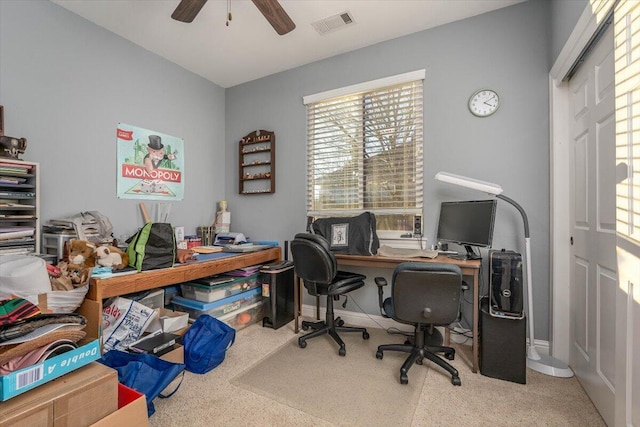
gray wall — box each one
[550,0,589,63]
[0,0,587,342]
[226,0,554,338]
[0,0,226,240]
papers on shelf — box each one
[222,243,273,253]
[191,245,224,254]
[0,227,35,240]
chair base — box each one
[376,328,461,386]
[298,296,369,356]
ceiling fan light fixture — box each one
[171,0,295,35]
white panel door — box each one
[569,25,616,426]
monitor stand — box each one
[448,245,482,261]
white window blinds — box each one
[615,0,640,242]
[304,73,424,219]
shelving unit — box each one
[0,158,40,255]
[239,130,275,195]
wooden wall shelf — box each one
[239,130,275,195]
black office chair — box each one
[290,233,370,356]
[375,262,463,386]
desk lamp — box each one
[435,171,573,378]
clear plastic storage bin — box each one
[217,300,266,331]
[180,273,260,303]
[171,287,262,320]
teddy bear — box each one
[95,245,130,270]
[65,239,97,269]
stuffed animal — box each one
[95,245,129,270]
[51,261,91,290]
[65,239,97,269]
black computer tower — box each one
[489,249,524,319]
[480,297,527,384]
[260,262,295,329]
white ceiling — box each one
[51,0,524,88]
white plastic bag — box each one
[102,297,157,352]
[0,255,51,299]
[46,285,89,313]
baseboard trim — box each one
[300,303,551,355]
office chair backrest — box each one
[392,262,462,326]
[290,233,337,286]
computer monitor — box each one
[436,199,497,260]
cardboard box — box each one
[160,343,184,364]
[158,344,184,397]
[0,339,102,401]
[0,362,118,427]
[90,384,148,427]
[147,307,189,333]
[0,299,103,401]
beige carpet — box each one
[149,320,606,427]
[231,328,425,427]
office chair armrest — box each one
[374,277,387,287]
[374,276,388,316]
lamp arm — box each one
[496,193,538,360]
[496,194,529,238]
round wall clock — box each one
[468,89,500,117]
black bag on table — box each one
[311,212,379,255]
[126,223,177,271]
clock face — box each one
[469,89,500,117]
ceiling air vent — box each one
[312,11,355,35]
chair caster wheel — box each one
[337,319,345,327]
[376,350,383,359]
[363,331,370,340]
[339,347,346,356]
[452,376,461,386]
[400,374,408,385]
[416,357,423,365]
[404,340,412,346]
[298,339,307,349]
[301,324,310,331]
[445,352,455,361]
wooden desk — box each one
[294,253,481,373]
[86,248,281,337]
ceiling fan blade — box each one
[251,0,296,35]
[171,0,208,23]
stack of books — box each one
[226,265,262,277]
[128,332,180,356]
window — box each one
[303,71,424,235]
[614,0,640,243]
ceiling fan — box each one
[171,0,296,35]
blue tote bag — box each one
[99,350,185,416]
[183,315,235,374]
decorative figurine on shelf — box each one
[0,135,27,160]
